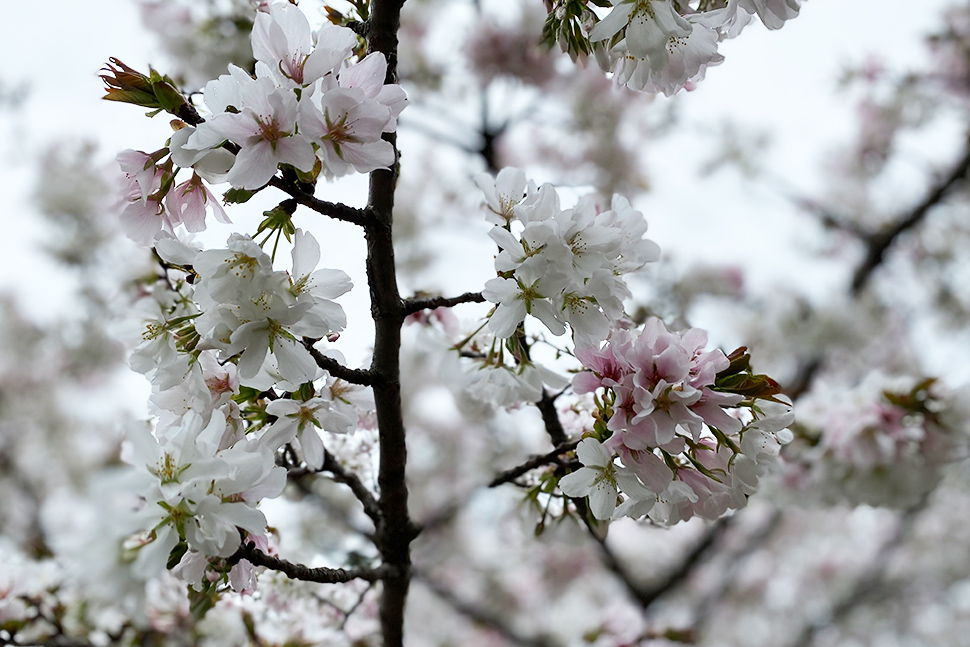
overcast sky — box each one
[0,0,959,360]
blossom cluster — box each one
[561,318,794,524]
[589,0,804,95]
[123,227,368,591]
[116,0,405,245]
[479,167,660,348]
[782,374,970,507]
[108,1,385,594]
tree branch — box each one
[634,518,731,609]
[413,571,561,647]
[535,388,568,446]
[302,339,375,385]
[289,450,383,528]
[229,541,391,584]
[403,291,486,315]
[488,440,580,488]
[364,0,416,643]
[268,176,369,226]
[851,137,970,293]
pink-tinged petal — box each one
[558,468,597,496]
[654,344,689,382]
[308,268,353,299]
[589,2,635,42]
[576,438,611,467]
[339,52,387,98]
[588,479,618,520]
[207,186,232,224]
[623,449,673,494]
[207,112,260,145]
[121,199,169,246]
[530,299,566,336]
[243,465,287,500]
[291,229,322,279]
[299,427,325,470]
[274,135,316,173]
[487,301,526,338]
[336,140,395,172]
[376,84,407,129]
[573,371,604,395]
[272,336,317,384]
[227,140,279,189]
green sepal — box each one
[297,382,316,401]
[166,540,189,570]
[224,187,257,204]
[187,581,220,621]
[234,385,262,404]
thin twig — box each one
[488,440,580,488]
[692,509,783,634]
[403,291,486,315]
[851,138,970,293]
[268,176,369,226]
[634,518,732,610]
[289,450,383,528]
[535,388,568,446]
[302,339,375,386]
[413,570,561,647]
[229,541,391,584]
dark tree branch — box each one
[634,518,731,609]
[268,176,369,226]
[535,388,568,446]
[851,137,970,293]
[414,571,561,647]
[488,440,580,488]
[783,357,822,401]
[229,541,391,584]
[288,450,383,528]
[403,291,486,315]
[364,0,416,643]
[301,339,375,385]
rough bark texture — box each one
[364,1,415,644]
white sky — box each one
[0,0,959,365]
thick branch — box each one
[229,541,390,584]
[365,0,414,643]
[403,291,486,315]
[302,339,375,385]
[851,138,970,293]
[488,440,580,488]
[268,176,369,226]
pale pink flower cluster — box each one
[117,1,406,246]
[785,374,970,507]
[561,318,793,523]
[123,228,364,586]
[590,0,803,95]
[478,168,660,348]
[182,3,406,188]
